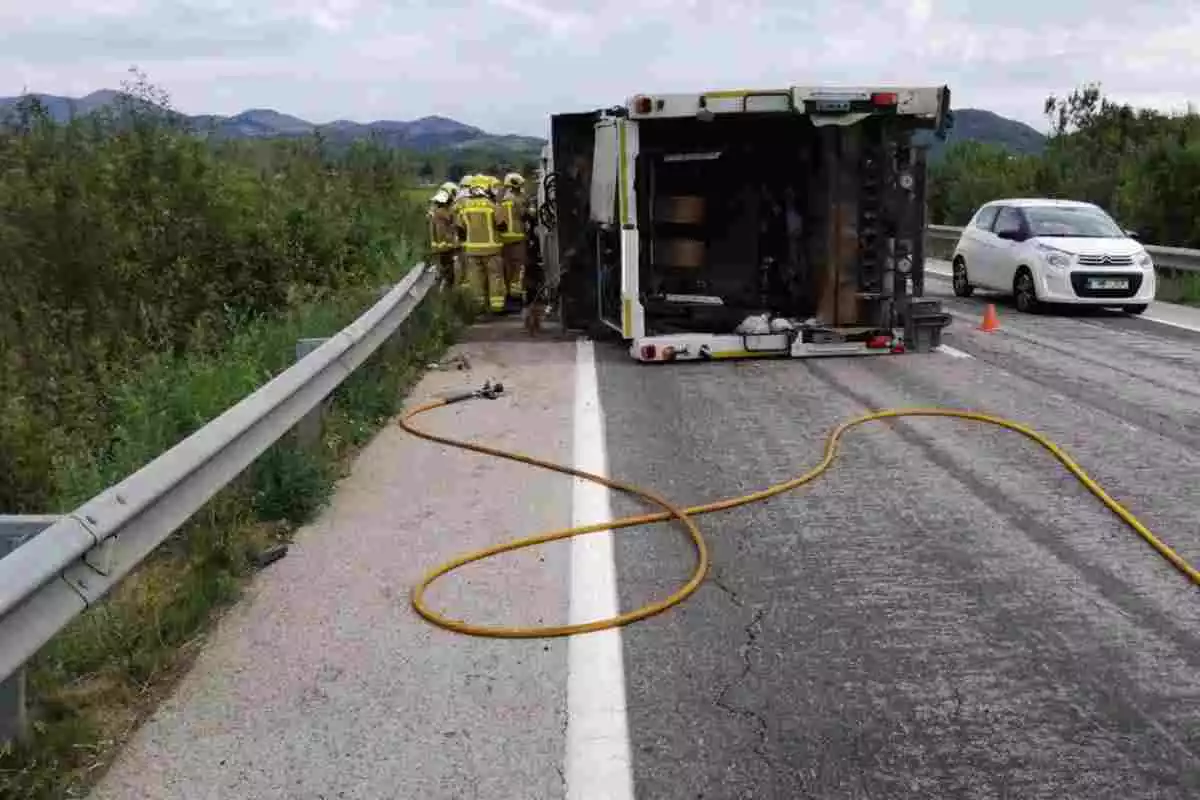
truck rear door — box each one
[590,118,624,334]
[549,112,600,332]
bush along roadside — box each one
[0,276,474,800]
[0,85,427,515]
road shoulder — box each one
[92,321,578,800]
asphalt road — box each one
[600,269,1200,798]
[92,282,1200,799]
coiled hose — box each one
[402,384,1199,639]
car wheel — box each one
[952,257,974,298]
[1123,304,1149,315]
[1014,268,1040,313]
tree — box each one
[928,141,1039,224]
[930,82,1200,247]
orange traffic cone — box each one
[979,303,1000,332]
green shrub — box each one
[252,444,335,524]
[0,90,424,514]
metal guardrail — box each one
[925,225,1200,274]
[0,263,435,737]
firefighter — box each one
[498,172,532,302]
[479,174,510,302]
[451,177,477,290]
[426,187,459,289]
[455,177,507,313]
[439,180,463,283]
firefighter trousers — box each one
[435,251,457,289]
[462,253,506,313]
[501,240,526,301]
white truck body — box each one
[539,85,954,361]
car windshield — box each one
[1025,206,1125,238]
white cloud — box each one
[484,0,589,38]
[1,0,1198,135]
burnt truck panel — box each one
[547,112,600,332]
[542,87,953,356]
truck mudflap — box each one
[630,330,911,363]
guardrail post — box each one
[0,514,61,746]
[294,338,332,448]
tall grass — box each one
[0,90,424,514]
[1160,271,1200,306]
[0,83,470,798]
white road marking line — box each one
[936,344,975,359]
[566,340,634,800]
[1141,311,1200,334]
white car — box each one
[950,198,1155,314]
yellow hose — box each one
[401,400,1200,639]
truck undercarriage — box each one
[539,88,953,361]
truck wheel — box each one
[952,257,974,298]
[1014,267,1040,314]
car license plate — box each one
[1087,277,1129,290]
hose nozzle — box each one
[442,381,505,405]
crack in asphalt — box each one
[713,607,770,771]
[557,710,568,796]
[708,569,743,606]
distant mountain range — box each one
[0,90,545,154]
[921,108,1047,157]
[0,91,1046,158]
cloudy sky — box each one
[2,0,1198,136]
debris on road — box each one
[427,353,471,372]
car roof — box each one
[981,198,1100,210]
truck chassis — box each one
[537,86,954,361]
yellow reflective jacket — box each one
[427,205,459,253]
[455,196,503,256]
[497,188,528,244]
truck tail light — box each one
[866,335,892,349]
[634,96,653,114]
[871,92,898,106]
[640,344,657,360]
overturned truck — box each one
[537,85,955,361]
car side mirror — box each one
[1124,229,1140,240]
[996,229,1025,242]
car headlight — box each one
[1041,250,1072,269]
[1135,251,1153,269]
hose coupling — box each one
[442,381,505,405]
